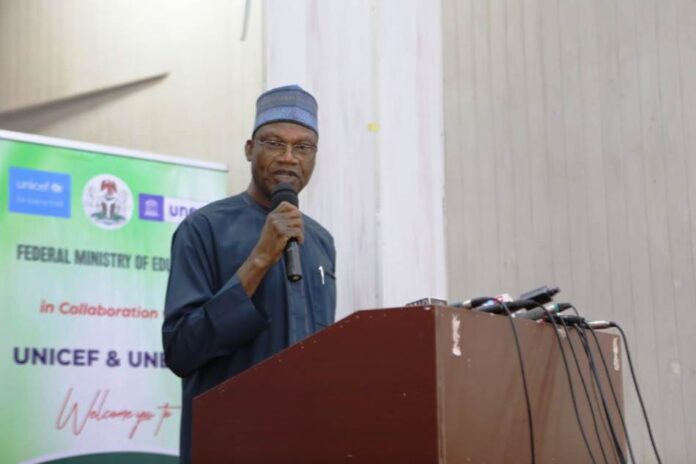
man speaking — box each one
[162,85,336,463]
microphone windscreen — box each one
[271,183,299,209]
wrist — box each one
[236,248,274,297]
[249,248,273,270]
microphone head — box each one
[271,183,299,209]
[475,299,537,314]
[519,285,560,305]
[586,320,612,330]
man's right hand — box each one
[236,201,304,296]
[253,201,304,265]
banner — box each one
[0,131,227,463]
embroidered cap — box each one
[253,85,318,135]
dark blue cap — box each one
[253,85,318,135]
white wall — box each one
[0,0,264,194]
[443,0,696,461]
[264,0,447,318]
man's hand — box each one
[236,201,303,296]
[253,201,304,265]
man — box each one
[162,85,336,463]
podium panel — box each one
[435,308,624,463]
[193,306,624,463]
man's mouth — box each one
[271,170,299,181]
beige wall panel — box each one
[636,0,689,457]
[374,0,446,309]
[265,0,381,318]
[0,0,264,194]
[265,0,447,319]
[558,0,593,327]
[489,0,518,293]
[524,0,556,290]
[614,0,662,458]
[444,0,696,461]
[506,0,538,299]
[443,0,479,297]
[676,0,696,455]
[0,1,167,111]
[653,0,695,457]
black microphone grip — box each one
[285,240,302,282]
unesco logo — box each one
[138,194,205,224]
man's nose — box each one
[277,145,299,162]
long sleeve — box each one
[163,193,336,463]
[162,217,269,378]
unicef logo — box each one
[82,174,133,230]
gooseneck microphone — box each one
[519,285,560,305]
[512,302,573,320]
[450,296,495,309]
[474,299,539,314]
[271,183,302,282]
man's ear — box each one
[244,140,253,161]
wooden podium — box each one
[192,306,625,463]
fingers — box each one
[272,201,298,213]
[255,203,305,263]
[268,216,303,243]
[270,201,304,243]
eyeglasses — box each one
[256,139,317,159]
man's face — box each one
[245,122,318,205]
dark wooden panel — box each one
[193,308,439,463]
[436,308,625,463]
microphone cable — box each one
[574,325,626,463]
[610,322,663,464]
[557,317,611,464]
[533,304,597,464]
[567,306,628,463]
[500,301,536,464]
[583,322,637,463]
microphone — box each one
[474,299,539,314]
[451,296,495,309]
[451,293,513,309]
[518,285,560,305]
[271,183,302,282]
[585,320,612,330]
[512,302,572,320]
[405,297,448,307]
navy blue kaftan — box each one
[162,192,336,463]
